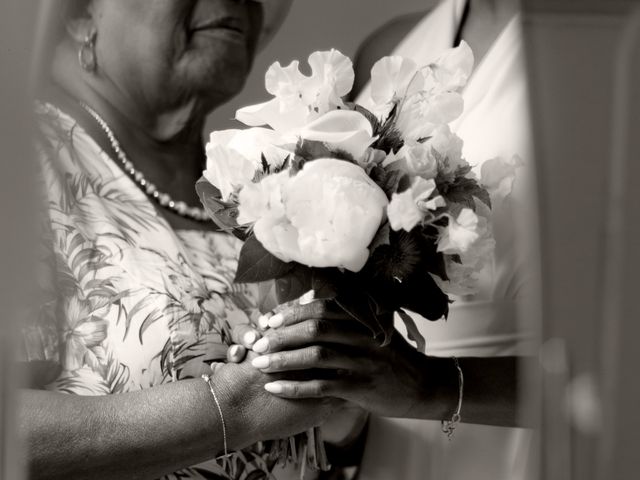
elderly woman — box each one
[19,1,349,479]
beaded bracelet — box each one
[441,357,463,440]
[202,374,229,462]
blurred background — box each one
[206,0,435,131]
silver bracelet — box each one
[441,357,463,440]
[202,374,229,462]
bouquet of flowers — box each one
[197,41,518,473]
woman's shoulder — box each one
[351,11,430,98]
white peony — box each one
[237,170,289,225]
[298,110,376,161]
[388,178,445,232]
[246,158,388,272]
[203,128,289,202]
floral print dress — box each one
[21,103,275,479]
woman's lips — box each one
[190,16,247,42]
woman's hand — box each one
[244,299,443,419]
[212,341,342,448]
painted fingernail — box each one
[264,382,283,394]
[243,330,258,347]
[299,290,315,306]
[227,345,245,363]
[253,337,269,354]
[252,356,270,369]
[268,313,284,328]
[258,314,271,330]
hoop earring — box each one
[78,31,97,72]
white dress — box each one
[356,1,536,478]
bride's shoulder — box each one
[351,11,430,98]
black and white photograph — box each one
[1,1,639,479]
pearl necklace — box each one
[79,102,211,222]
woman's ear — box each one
[63,1,96,43]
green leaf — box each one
[398,309,426,353]
[235,235,297,284]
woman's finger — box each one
[264,379,353,399]
[251,345,368,374]
[252,319,375,354]
[226,344,247,363]
[231,324,262,349]
[269,298,349,329]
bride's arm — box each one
[20,362,337,480]
[248,300,530,428]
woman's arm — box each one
[246,300,530,428]
[21,362,338,480]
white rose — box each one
[204,128,289,201]
[237,170,289,225]
[252,158,388,272]
[388,177,445,232]
[298,110,376,161]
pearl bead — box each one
[79,102,212,223]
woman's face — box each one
[89,0,264,113]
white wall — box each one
[207,0,434,131]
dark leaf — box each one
[371,103,404,154]
[369,222,391,253]
[437,174,492,211]
[195,177,248,238]
[274,264,313,304]
[294,138,334,162]
[353,104,382,132]
[369,166,404,199]
[235,235,297,284]
[294,139,356,164]
[450,254,462,265]
[398,309,426,353]
[260,153,270,174]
